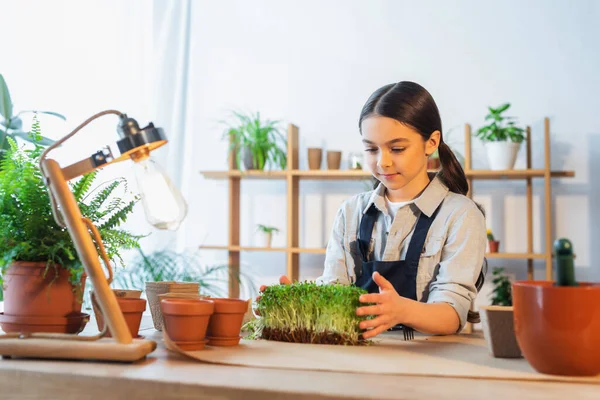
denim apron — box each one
[355,203,441,299]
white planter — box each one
[257,231,273,248]
[485,141,521,170]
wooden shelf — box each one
[199,170,288,180]
[201,168,575,181]
[485,252,546,259]
[199,245,287,252]
[199,245,327,254]
[466,169,574,179]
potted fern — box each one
[479,268,522,358]
[222,111,287,170]
[0,118,141,333]
[475,103,525,170]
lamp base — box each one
[0,337,156,362]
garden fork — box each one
[389,324,414,341]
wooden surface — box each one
[1,315,598,400]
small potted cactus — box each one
[253,282,370,345]
[487,229,500,253]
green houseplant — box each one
[256,224,279,248]
[253,282,370,345]
[475,103,526,171]
[0,117,142,313]
[479,267,521,358]
[222,111,287,170]
[0,73,64,160]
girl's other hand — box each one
[356,271,414,339]
[254,276,292,316]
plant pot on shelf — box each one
[485,141,521,170]
[257,231,273,248]
[146,281,200,331]
[161,298,215,350]
[427,157,441,170]
[92,293,147,338]
[513,281,600,376]
[307,148,322,170]
[488,240,500,253]
[207,298,249,346]
[479,306,522,358]
[327,151,342,170]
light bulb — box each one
[132,157,187,230]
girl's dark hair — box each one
[359,81,468,196]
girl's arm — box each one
[316,207,352,285]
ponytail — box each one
[437,142,469,196]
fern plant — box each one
[112,247,257,298]
[0,116,142,300]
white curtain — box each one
[145,0,193,252]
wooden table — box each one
[1,315,598,400]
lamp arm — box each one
[39,110,124,229]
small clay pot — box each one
[93,295,147,338]
[207,298,249,345]
[146,281,200,330]
[307,148,322,170]
[326,151,342,169]
[488,240,500,253]
[513,281,600,376]
[113,289,142,299]
[161,298,215,347]
[427,157,441,170]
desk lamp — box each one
[0,110,187,362]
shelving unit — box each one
[200,119,574,296]
[464,117,574,281]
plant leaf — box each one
[16,110,66,121]
[0,74,13,120]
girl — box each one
[264,81,487,339]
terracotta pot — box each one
[513,281,600,376]
[427,157,441,170]
[307,148,322,170]
[488,240,500,253]
[207,298,248,345]
[158,292,209,302]
[479,306,522,358]
[0,312,89,334]
[93,295,147,338]
[161,298,215,349]
[2,261,86,317]
[326,151,342,169]
[146,281,200,330]
[113,289,142,298]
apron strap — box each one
[358,204,378,261]
[404,202,443,266]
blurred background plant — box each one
[0,73,64,162]
[83,247,258,308]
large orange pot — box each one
[513,281,600,376]
[2,261,86,317]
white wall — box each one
[189,0,600,296]
[1,0,598,302]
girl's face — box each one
[361,116,439,197]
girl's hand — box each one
[254,276,292,316]
[356,271,414,339]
